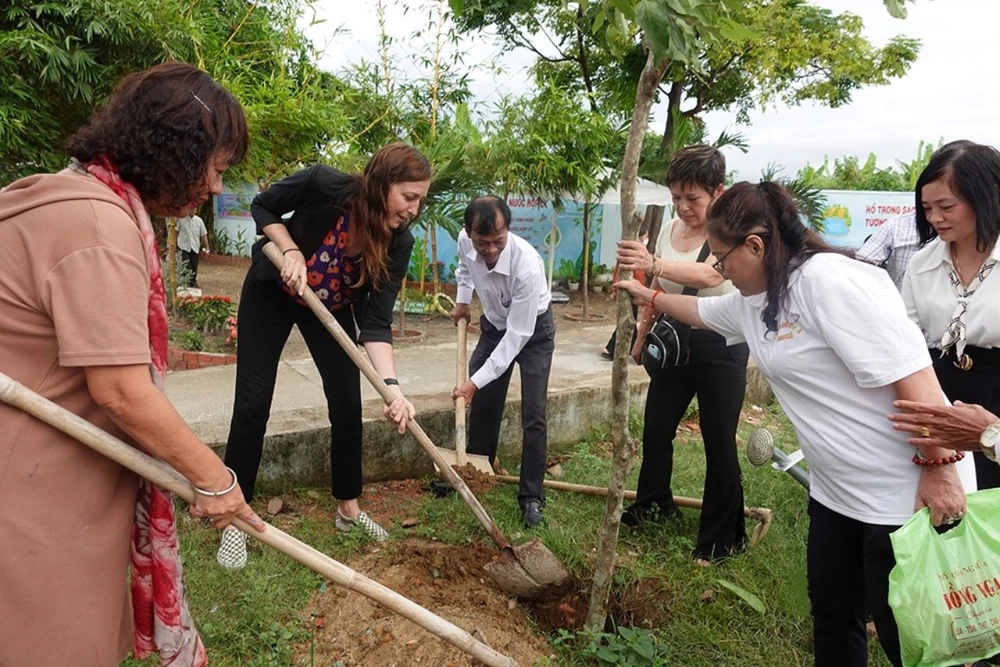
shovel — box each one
[433,317,493,475]
[0,371,517,667]
[263,243,571,599]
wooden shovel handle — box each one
[261,243,512,550]
[0,371,516,667]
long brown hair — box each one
[708,182,850,333]
[68,62,248,211]
[348,143,431,289]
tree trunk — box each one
[420,224,429,294]
[585,48,671,632]
[430,223,440,294]
[658,78,684,166]
[581,195,591,318]
[167,217,178,305]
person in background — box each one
[855,212,919,289]
[902,140,1000,492]
[615,180,974,667]
[176,213,210,287]
[0,62,262,667]
[219,143,430,569]
[614,144,750,566]
[452,196,554,528]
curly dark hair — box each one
[67,62,249,211]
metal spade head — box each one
[483,539,573,600]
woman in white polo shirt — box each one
[615,181,975,667]
[902,140,1000,492]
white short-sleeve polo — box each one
[699,253,977,525]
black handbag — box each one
[640,242,711,379]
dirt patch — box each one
[530,590,587,633]
[296,538,552,666]
[451,464,497,496]
[609,578,674,630]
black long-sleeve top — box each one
[248,164,413,345]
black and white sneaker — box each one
[335,509,389,542]
[216,525,248,570]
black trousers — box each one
[933,346,1000,490]
[179,249,200,287]
[468,307,555,507]
[224,274,363,502]
[808,498,902,667]
[634,329,749,560]
[604,303,639,353]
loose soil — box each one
[295,538,554,666]
[451,464,498,496]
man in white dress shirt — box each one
[856,213,920,289]
[452,196,554,528]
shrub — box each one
[175,295,234,334]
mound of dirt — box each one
[296,539,552,666]
[609,578,674,629]
[451,463,497,495]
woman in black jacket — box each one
[217,143,431,568]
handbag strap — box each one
[681,242,712,297]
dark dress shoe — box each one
[522,500,544,529]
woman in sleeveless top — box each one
[616,145,750,564]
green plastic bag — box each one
[888,488,1000,667]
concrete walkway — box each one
[166,322,642,445]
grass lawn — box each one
[123,402,894,666]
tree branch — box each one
[510,24,575,63]
[576,7,599,113]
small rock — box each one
[266,498,284,515]
[306,490,323,500]
[699,589,715,603]
[401,517,419,528]
[546,463,564,478]
[508,599,516,610]
[406,639,420,647]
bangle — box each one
[193,466,239,497]
[649,289,663,309]
[912,451,965,467]
[383,378,400,386]
[650,256,659,276]
[283,247,301,256]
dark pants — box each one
[224,274,362,502]
[933,345,1000,490]
[179,249,200,287]
[808,498,902,667]
[634,329,749,560]
[604,303,639,353]
[468,307,555,507]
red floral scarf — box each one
[75,157,207,666]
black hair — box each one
[667,144,726,192]
[68,61,248,212]
[708,181,850,333]
[463,196,511,235]
[915,140,1000,251]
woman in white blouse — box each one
[902,140,1000,491]
[615,181,973,667]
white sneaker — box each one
[335,509,389,542]
[217,525,247,569]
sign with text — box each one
[818,190,915,249]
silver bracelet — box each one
[193,466,239,497]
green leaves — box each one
[717,578,766,615]
[883,0,913,19]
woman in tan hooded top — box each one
[0,63,262,666]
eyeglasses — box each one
[712,231,769,279]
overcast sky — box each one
[305,0,1000,181]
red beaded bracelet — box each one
[912,451,965,467]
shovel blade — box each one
[483,540,573,600]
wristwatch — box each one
[981,421,1000,463]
